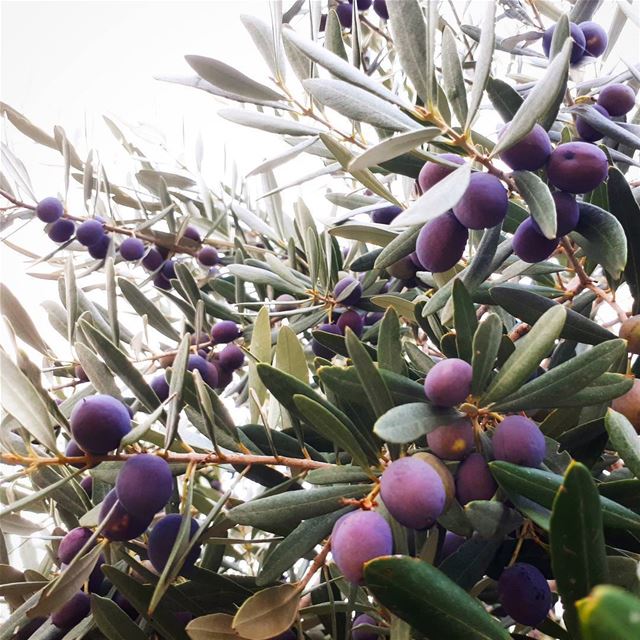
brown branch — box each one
[560,237,628,323]
[0,188,35,210]
[0,451,332,471]
[586,284,629,323]
[415,110,517,190]
[360,15,393,44]
[300,537,332,589]
[560,237,590,286]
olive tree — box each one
[1,1,639,639]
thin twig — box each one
[300,537,332,589]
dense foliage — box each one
[1,1,640,639]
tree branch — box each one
[0,450,333,472]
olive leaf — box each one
[185,55,285,103]
[232,583,301,640]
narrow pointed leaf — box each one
[257,507,351,587]
[608,167,640,312]
[572,202,628,281]
[0,350,56,451]
[275,325,308,383]
[491,339,627,411]
[218,108,321,136]
[345,328,393,418]
[233,583,300,640]
[442,27,468,126]
[512,171,557,239]
[319,134,400,206]
[489,286,616,345]
[349,128,441,172]
[550,462,608,636]
[102,565,190,640]
[75,343,121,398]
[227,484,371,532]
[164,334,191,448]
[293,394,372,470]
[572,104,640,150]
[257,363,377,460]
[325,8,348,61]
[282,27,412,110]
[304,79,419,132]
[249,306,271,422]
[377,307,404,375]
[28,545,104,618]
[374,402,465,444]
[489,461,640,532]
[81,321,159,412]
[0,284,51,356]
[471,313,503,395]
[453,279,478,363]
[185,55,285,103]
[576,585,640,640]
[240,14,284,80]
[119,278,180,340]
[373,226,421,270]
[481,305,566,405]
[91,594,147,640]
[390,162,471,227]
[386,0,428,104]
[186,613,239,640]
[364,556,510,639]
[485,77,523,122]
[465,2,495,130]
[371,294,416,322]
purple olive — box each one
[48,218,75,243]
[576,104,610,142]
[498,123,552,171]
[546,142,608,194]
[597,83,636,117]
[452,173,508,230]
[415,212,468,273]
[579,21,608,57]
[424,358,472,407]
[492,415,546,467]
[119,237,146,261]
[542,22,586,64]
[380,457,446,529]
[36,197,64,222]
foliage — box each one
[1,1,639,639]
